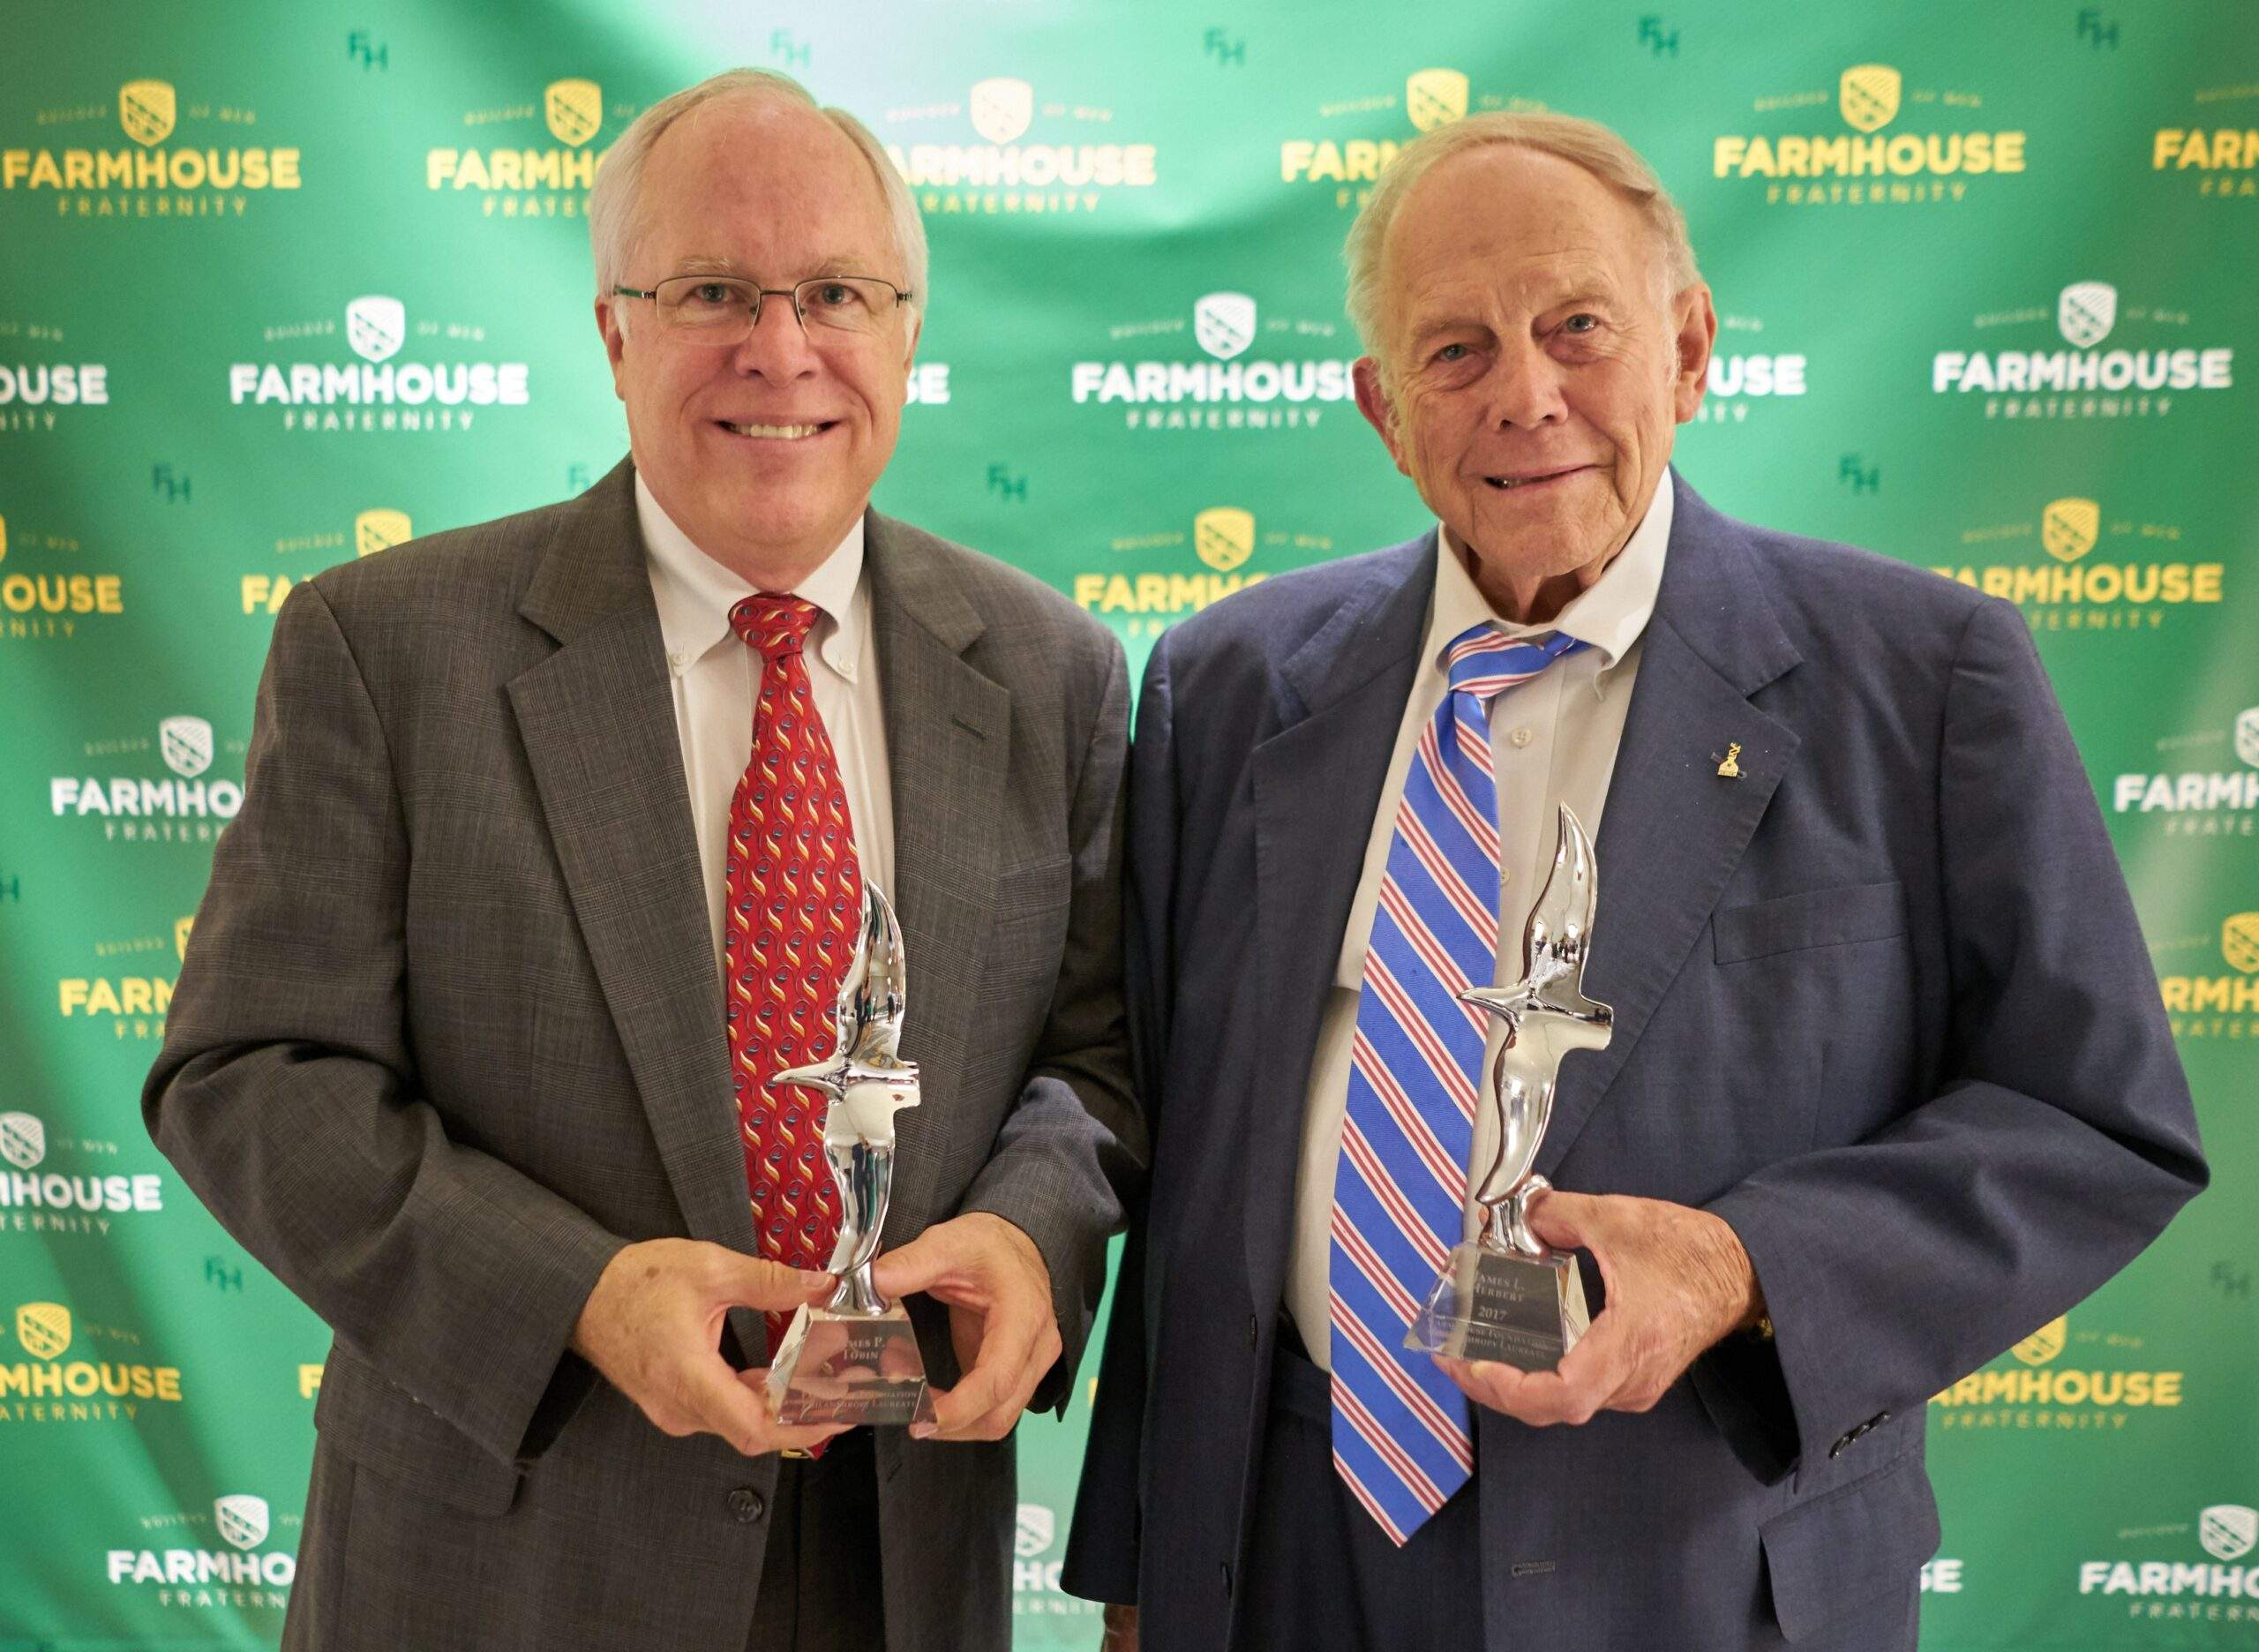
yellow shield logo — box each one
[1406,69,1469,133]
[120,79,176,146]
[2223,912,2259,974]
[2041,498,2099,564]
[356,509,414,558]
[1194,508,1256,574]
[1838,64,1901,134]
[17,1302,71,1361]
[544,79,603,147]
[2010,1317,2066,1366]
[175,915,195,961]
[0,511,9,562]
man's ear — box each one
[1669,282,1717,424]
[595,296,630,400]
[1353,357,1410,477]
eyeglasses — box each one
[611,274,912,343]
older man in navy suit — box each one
[1064,112,2204,1650]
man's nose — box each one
[727,296,821,379]
[1482,337,1569,429]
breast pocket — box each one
[1713,880,1907,965]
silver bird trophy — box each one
[763,886,936,1427]
[1405,804,1614,1371]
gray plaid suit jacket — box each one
[145,457,1139,1651]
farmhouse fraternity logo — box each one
[544,79,602,147]
[2041,499,2099,563]
[1193,293,1257,361]
[159,716,213,780]
[1194,508,1255,573]
[2,77,304,210]
[17,1300,71,1359]
[0,1112,43,1171]
[214,1496,270,1551]
[2058,282,2118,349]
[1838,64,1900,133]
[355,509,412,557]
[345,297,405,364]
[118,79,175,146]
[970,78,1034,146]
[882,78,1159,214]
[1405,70,1469,132]
[229,297,531,432]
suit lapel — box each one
[1537,475,1804,1176]
[1244,537,1433,1303]
[862,511,1009,1237]
[506,460,754,1255]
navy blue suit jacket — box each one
[1063,474,2204,1648]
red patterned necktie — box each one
[724,593,865,1355]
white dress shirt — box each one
[1285,475,1676,1369]
[635,474,895,987]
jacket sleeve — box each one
[1062,635,1175,1604]
[958,631,1146,1412]
[1707,594,2207,1475]
[143,579,627,1469]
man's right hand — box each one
[570,1237,845,1457]
[1100,1603,1137,1651]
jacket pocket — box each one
[1760,1451,1939,1641]
[313,1343,522,1516]
[1713,880,1907,965]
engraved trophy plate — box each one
[765,887,936,1428]
[1407,805,1613,1371]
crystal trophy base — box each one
[765,1301,937,1427]
[1404,1242,1590,1371]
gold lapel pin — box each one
[1715,742,1744,780]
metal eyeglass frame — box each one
[610,274,913,341]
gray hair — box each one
[1343,111,1700,360]
[589,69,927,312]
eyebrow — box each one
[665,254,879,281]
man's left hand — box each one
[1437,1190,1763,1426]
[871,1212,1061,1442]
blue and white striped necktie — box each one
[1327,622,1587,1544]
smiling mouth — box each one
[717,420,834,441]
[1482,465,1589,491]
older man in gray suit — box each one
[145,70,1136,1652]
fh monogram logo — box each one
[1194,507,1256,573]
[1838,64,1902,133]
[2056,282,2118,348]
[2040,499,2099,564]
[2223,913,2259,975]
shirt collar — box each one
[636,471,867,681]
[1429,467,1674,673]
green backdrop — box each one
[2,2,2253,1646]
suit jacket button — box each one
[727,1487,766,1523]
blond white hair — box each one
[1344,111,1699,360]
[588,69,927,310]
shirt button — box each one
[1509,726,1534,748]
[726,1487,765,1523]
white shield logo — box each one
[544,79,603,147]
[346,296,407,364]
[1839,64,1902,134]
[2058,282,2118,349]
[2234,707,2259,770]
[215,1494,270,1551]
[160,716,214,779]
[0,1113,43,1171]
[970,79,1034,145]
[1406,69,1469,133]
[1193,292,1257,362]
[119,79,176,147]
[1015,1503,1054,1558]
[2201,1505,2258,1563]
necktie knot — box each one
[730,593,821,662]
[1443,622,1586,706]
